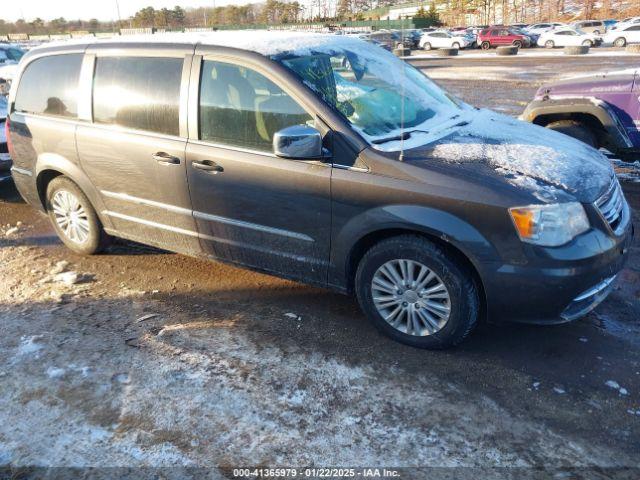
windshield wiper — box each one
[371,131,411,145]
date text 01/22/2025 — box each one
[233,468,401,478]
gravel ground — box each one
[1,52,640,475]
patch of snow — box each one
[112,373,130,385]
[605,380,621,390]
[54,271,79,286]
[553,387,566,394]
[34,31,368,58]
[5,227,18,236]
[50,260,69,275]
[282,389,307,406]
[579,337,588,343]
[17,335,44,356]
[46,367,66,379]
[424,110,612,198]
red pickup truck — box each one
[478,27,532,49]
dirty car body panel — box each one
[5,34,634,335]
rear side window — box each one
[199,60,312,152]
[93,56,183,136]
[15,53,83,118]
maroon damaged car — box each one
[522,69,640,161]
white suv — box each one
[605,23,640,47]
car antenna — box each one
[399,14,407,162]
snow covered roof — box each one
[33,31,362,57]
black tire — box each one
[46,176,111,255]
[545,40,555,49]
[614,37,627,48]
[452,42,460,49]
[423,42,432,51]
[355,235,480,350]
[582,40,593,47]
[481,41,491,50]
[513,40,522,49]
[546,120,598,148]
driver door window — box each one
[199,60,313,153]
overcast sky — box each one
[2,0,255,22]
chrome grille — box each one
[595,177,625,233]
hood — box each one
[536,71,636,98]
[402,110,613,204]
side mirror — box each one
[273,125,323,160]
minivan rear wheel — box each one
[355,235,479,349]
[46,176,110,255]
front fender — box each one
[328,204,500,291]
[521,97,633,149]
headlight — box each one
[509,202,589,247]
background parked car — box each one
[610,16,640,30]
[603,19,618,31]
[604,23,640,47]
[524,22,564,36]
[572,20,606,35]
[522,69,640,160]
[366,32,395,51]
[478,27,531,49]
[538,28,602,48]
[419,31,471,50]
[510,27,538,45]
[399,29,422,49]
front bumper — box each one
[481,214,634,325]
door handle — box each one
[192,160,224,173]
[153,152,181,165]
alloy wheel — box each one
[51,190,90,244]
[371,259,451,337]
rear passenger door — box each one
[184,54,332,285]
[76,47,201,254]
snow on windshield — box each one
[273,38,465,142]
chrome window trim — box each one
[187,139,277,158]
[16,112,83,127]
[332,164,370,173]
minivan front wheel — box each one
[355,235,479,349]
[46,176,110,255]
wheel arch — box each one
[34,155,113,230]
[522,99,634,151]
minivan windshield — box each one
[273,40,464,148]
